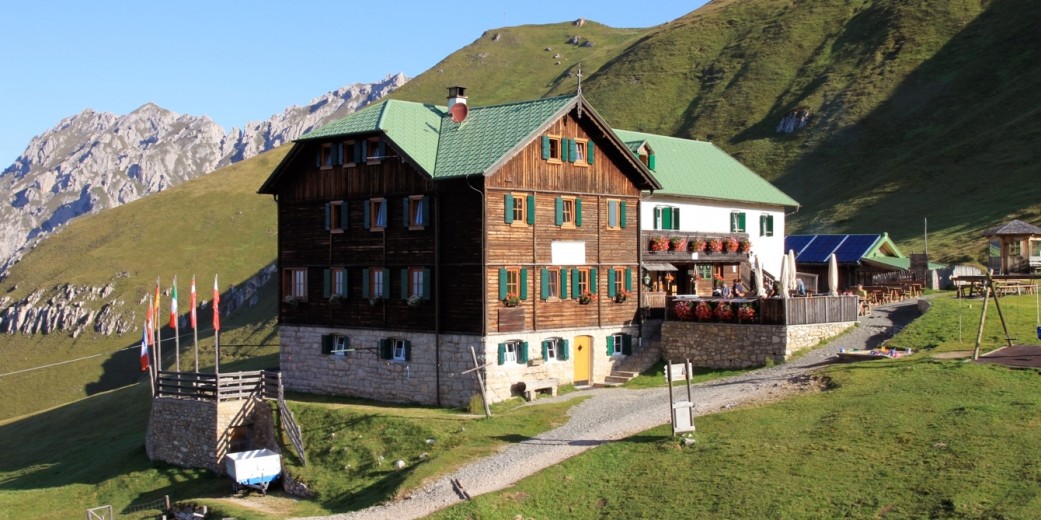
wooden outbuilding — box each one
[982,219,1041,274]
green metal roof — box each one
[862,256,946,270]
[434,96,574,178]
[300,100,444,173]
[612,129,799,208]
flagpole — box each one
[148,295,158,391]
[171,276,180,372]
[214,274,221,377]
[191,274,199,373]
[154,276,162,372]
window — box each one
[380,338,411,361]
[283,268,307,301]
[606,199,627,230]
[407,195,430,230]
[319,143,338,169]
[323,267,347,299]
[654,206,680,230]
[366,139,385,164]
[697,264,713,280]
[574,139,589,166]
[731,212,747,233]
[1010,241,1023,256]
[607,267,632,299]
[497,340,528,365]
[504,193,535,226]
[542,337,569,361]
[498,267,528,301]
[570,267,597,299]
[325,201,347,232]
[403,267,430,300]
[366,198,387,231]
[606,333,633,356]
[542,135,562,163]
[540,267,561,300]
[363,268,389,300]
[322,335,350,356]
[555,196,581,228]
[760,214,774,237]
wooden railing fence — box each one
[272,371,307,465]
[667,295,859,325]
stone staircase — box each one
[601,319,664,387]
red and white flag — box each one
[140,319,150,371]
[212,274,220,332]
[189,275,197,329]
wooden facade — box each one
[263,101,653,338]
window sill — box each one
[320,165,333,171]
[366,160,382,166]
[330,229,344,234]
[509,221,530,228]
[546,159,562,165]
[573,162,589,168]
[408,225,427,231]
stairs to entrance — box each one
[599,319,664,387]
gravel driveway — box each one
[296,300,922,520]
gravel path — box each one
[296,300,922,520]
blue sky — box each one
[1,1,707,166]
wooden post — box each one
[986,272,1014,348]
[469,346,492,418]
[973,281,991,360]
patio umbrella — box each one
[779,253,790,299]
[787,250,798,294]
[828,252,839,296]
[754,254,767,298]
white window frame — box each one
[371,268,385,298]
[392,339,407,361]
[284,268,307,301]
[332,268,346,296]
[332,336,349,356]
[545,338,559,361]
[611,333,625,356]
[504,340,519,363]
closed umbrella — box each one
[828,253,839,296]
[779,254,790,299]
[755,254,767,298]
[787,250,798,294]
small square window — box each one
[369,198,387,231]
[547,135,562,163]
[610,333,625,355]
[545,338,559,360]
[333,336,349,356]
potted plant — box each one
[737,304,756,322]
[650,236,670,252]
[578,291,597,304]
[407,294,424,308]
[328,294,345,306]
[724,236,740,253]
[674,300,695,320]
[714,301,735,322]
[708,238,724,253]
[283,295,300,308]
[614,288,630,303]
[368,295,384,307]
[670,236,688,252]
[694,301,713,321]
[502,292,520,307]
[739,239,752,253]
[691,238,706,253]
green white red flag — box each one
[169,277,178,329]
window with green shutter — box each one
[731,212,747,233]
[544,135,562,162]
[655,206,680,230]
[498,340,524,365]
[542,338,564,361]
[760,214,774,237]
[323,335,349,356]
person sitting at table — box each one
[719,283,732,298]
[733,280,748,298]
[796,278,806,296]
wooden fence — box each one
[667,295,859,325]
[155,370,278,401]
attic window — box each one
[542,135,562,163]
[574,139,589,167]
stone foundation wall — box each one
[280,325,639,407]
[146,396,276,473]
[661,321,855,368]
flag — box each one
[189,275,197,329]
[169,277,179,329]
[153,277,161,324]
[140,320,150,371]
[213,274,220,332]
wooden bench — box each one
[522,378,559,401]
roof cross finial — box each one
[576,64,583,95]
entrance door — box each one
[573,335,592,385]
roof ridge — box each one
[469,94,576,112]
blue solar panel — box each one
[834,235,879,263]
[785,234,882,264]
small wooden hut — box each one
[982,220,1041,274]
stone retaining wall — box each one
[280,325,640,407]
[146,396,278,473]
[661,321,855,368]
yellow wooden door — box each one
[573,335,592,385]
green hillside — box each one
[393,0,1041,263]
[4,0,1039,418]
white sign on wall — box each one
[551,241,586,265]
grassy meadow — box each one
[4,293,1041,518]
